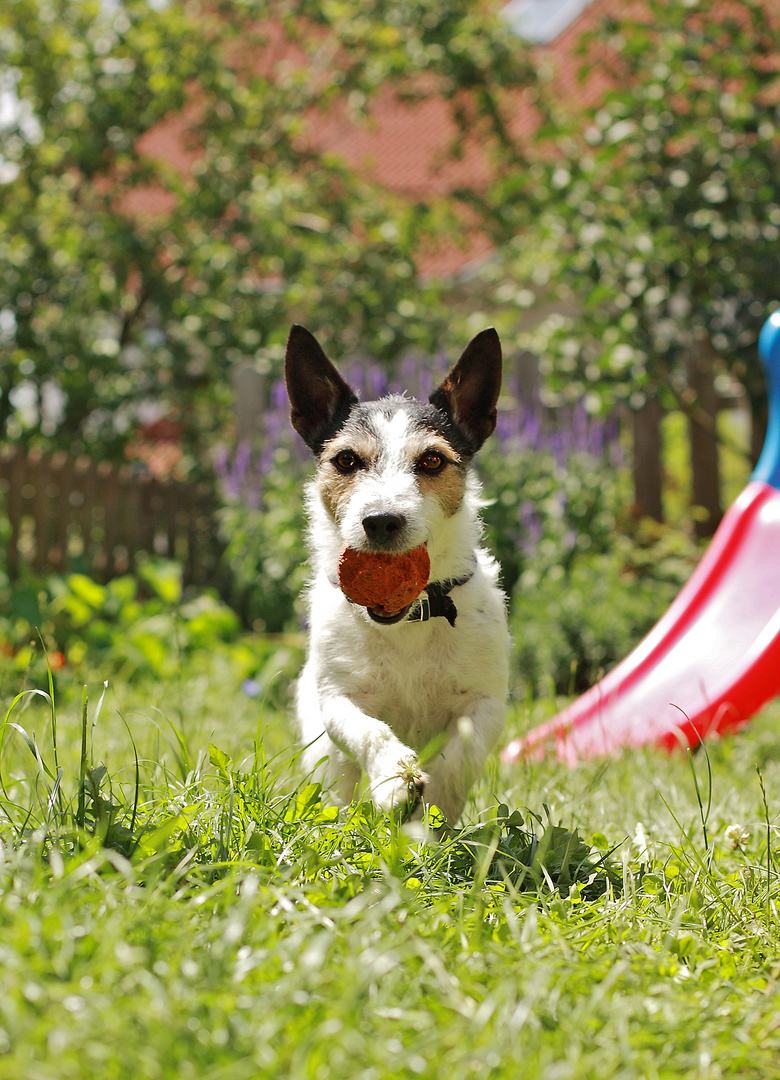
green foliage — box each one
[512,520,701,697]
[476,425,702,698]
[486,0,780,423]
[216,451,309,632]
[479,439,627,598]
[0,0,533,462]
[0,559,244,678]
[448,803,621,899]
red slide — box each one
[502,312,780,766]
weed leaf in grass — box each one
[451,804,622,899]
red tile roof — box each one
[312,1,610,274]
[124,1,612,275]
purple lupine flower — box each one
[270,378,288,411]
[213,444,230,483]
[400,354,420,396]
[518,500,544,554]
[364,363,389,401]
[572,402,588,452]
[522,410,542,451]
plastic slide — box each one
[502,312,780,766]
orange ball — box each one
[337,543,430,616]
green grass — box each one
[2,650,780,1079]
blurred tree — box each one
[486,0,780,535]
[0,0,531,468]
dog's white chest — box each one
[309,564,508,751]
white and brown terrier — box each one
[284,325,509,825]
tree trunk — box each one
[749,389,769,468]
[632,394,664,522]
[686,338,722,539]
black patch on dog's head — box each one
[404,400,478,463]
[337,396,475,465]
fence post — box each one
[2,447,23,579]
[232,364,266,446]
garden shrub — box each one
[216,443,309,634]
[0,558,245,680]
[511,522,701,698]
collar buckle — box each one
[416,592,431,622]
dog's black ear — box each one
[429,328,502,452]
[284,325,358,452]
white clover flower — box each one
[724,824,750,850]
[634,822,650,861]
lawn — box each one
[2,645,780,1080]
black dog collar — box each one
[406,571,474,627]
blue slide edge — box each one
[754,312,780,491]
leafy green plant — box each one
[479,437,626,598]
[0,559,245,679]
[443,804,622,899]
[511,521,701,697]
[216,446,309,632]
[49,562,241,677]
[0,677,136,855]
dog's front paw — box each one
[370,755,429,816]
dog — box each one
[284,324,510,825]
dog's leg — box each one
[295,664,361,806]
[318,694,429,814]
[421,697,505,826]
[297,664,423,811]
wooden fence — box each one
[0,447,221,586]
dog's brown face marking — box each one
[404,431,465,518]
[316,402,467,524]
[415,448,466,517]
[317,425,380,523]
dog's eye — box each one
[418,450,446,473]
[332,450,362,473]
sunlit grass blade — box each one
[40,633,60,778]
[117,710,141,846]
[77,686,89,831]
[47,767,64,820]
[757,765,773,928]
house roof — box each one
[126,0,607,276]
[310,0,603,274]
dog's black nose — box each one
[362,513,407,543]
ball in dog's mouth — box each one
[337,543,430,620]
